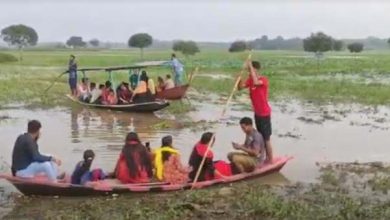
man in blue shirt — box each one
[68,55,78,96]
[11,120,62,182]
[171,53,184,86]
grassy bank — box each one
[1,49,390,107]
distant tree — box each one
[303,32,334,71]
[229,40,247,52]
[172,40,200,57]
[347,43,364,53]
[387,38,390,47]
[89,39,100,47]
[66,36,86,48]
[1,24,38,61]
[128,33,153,59]
[303,32,334,53]
[332,40,344,51]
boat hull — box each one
[1,156,291,197]
[155,84,189,100]
[66,95,169,113]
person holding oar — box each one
[68,54,78,96]
[238,60,274,163]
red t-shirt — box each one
[245,76,271,117]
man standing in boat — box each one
[68,55,78,96]
[171,53,184,86]
[11,120,63,182]
[238,60,274,163]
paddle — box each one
[190,53,252,189]
[187,66,199,85]
[43,71,68,93]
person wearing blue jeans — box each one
[11,120,62,182]
[171,53,184,86]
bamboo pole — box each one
[190,54,252,189]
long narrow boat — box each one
[66,95,169,113]
[0,156,291,197]
[155,84,189,100]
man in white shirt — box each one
[89,83,103,104]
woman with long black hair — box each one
[115,132,153,183]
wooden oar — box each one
[188,66,199,85]
[43,71,67,93]
[191,53,252,189]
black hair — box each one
[252,61,261,70]
[157,76,164,83]
[200,132,214,145]
[109,88,114,93]
[140,71,149,83]
[90,82,96,89]
[71,149,95,185]
[27,120,41,133]
[161,135,173,162]
[70,54,75,59]
[98,84,105,89]
[105,80,112,88]
[171,53,176,58]
[81,77,88,83]
[122,132,153,178]
[166,74,171,79]
[239,117,253,125]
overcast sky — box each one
[1,0,390,42]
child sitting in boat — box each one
[71,149,105,185]
[114,132,153,184]
[164,75,175,90]
[153,135,189,184]
[77,77,90,102]
[188,132,236,182]
[156,76,165,92]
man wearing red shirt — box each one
[238,60,274,163]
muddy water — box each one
[1,100,390,195]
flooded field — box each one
[1,98,389,193]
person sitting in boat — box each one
[101,81,112,103]
[71,149,105,185]
[129,69,140,90]
[188,132,237,182]
[11,120,63,182]
[164,74,175,90]
[130,71,155,103]
[90,83,104,104]
[117,82,132,104]
[153,135,189,184]
[77,77,90,102]
[156,76,165,92]
[228,117,265,173]
[145,72,156,95]
[102,89,117,105]
[114,132,153,184]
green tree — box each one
[1,24,38,61]
[66,36,86,48]
[303,32,334,71]
[89,39,100,47]
[347,43,364,53]
[332,40,344,51]
[387,38,390,47]
[229,40,247,52]
[128,33,153,59]
[172,40,200,57]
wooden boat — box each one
[155,84,189,100]
[0,156,291,197]
[66,95,169,113]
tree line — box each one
[1,24,390,60]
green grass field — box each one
[1,49,390,107]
